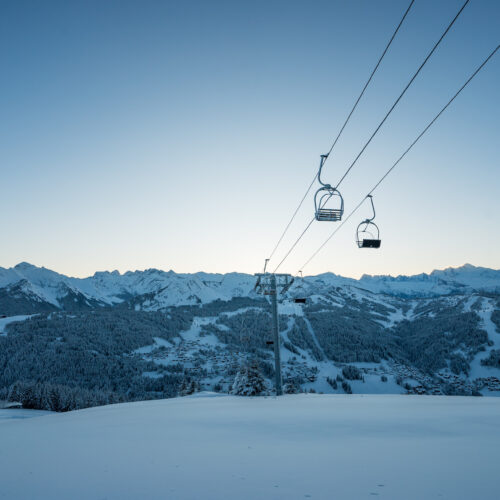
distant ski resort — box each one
[1,262,500,410]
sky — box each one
[0,0,498,279]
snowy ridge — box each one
[0,263,257,309]
[0,262,499,310]
[358,263,500,297]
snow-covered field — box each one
[0,408,51,421]
[1,394,499,500]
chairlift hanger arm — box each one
[317,154,330,187]
[263,258,269,273]
[365,195,376,222]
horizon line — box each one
[1,261,498,282]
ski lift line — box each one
[267,175,317,261]
[300,44,500,272]
[266,0,416,263]
[325,0,416,160]
[334,0,470,191]
[273,217,316,273]
[364,46,499,195]
[272,0,469,274]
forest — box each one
[1,293,497,411]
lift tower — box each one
[254,271,294,396]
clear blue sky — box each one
[0,0,498,278]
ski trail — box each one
[469,298,500,379]
[303,316,327,361]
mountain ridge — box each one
[2,261,500,405]
[1,262,499,311]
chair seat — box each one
[316,209,342,221]
[361,239,381,248]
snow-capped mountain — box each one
[2,261,500,409]
[358,263,500,297]
[0,262,499,313]
[0,262,257,311]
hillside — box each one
[1,394,499,500]
[1,263,500,408]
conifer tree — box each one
[231,363,266,396]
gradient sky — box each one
[1,0,498,278]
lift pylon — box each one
[254,272,293,396]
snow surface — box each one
[0,408,52,421]
[1,394,500,500]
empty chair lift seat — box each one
[360,238,381,248]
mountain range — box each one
[1,262,499,314]
[1,262,500,408]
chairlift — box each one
[314,154,344,222]
[356,195,381,249]
[293,271,307,304]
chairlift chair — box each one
[356,195,381,249]
[314,154,344,222]
[314,187,344,221]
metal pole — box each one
[270,274,283,396]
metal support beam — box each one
[254,272,293,396]
[270,274,282,396]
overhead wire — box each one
[299,44,500,272]
[273,217,316,273]
[334,0,470,189]
[273,0,470,273]
[266,0,416,263]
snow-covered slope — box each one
[1,262,499,311]
[1,394,499,500]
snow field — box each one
[1,394,499,500]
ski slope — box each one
[1,394,499,500]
